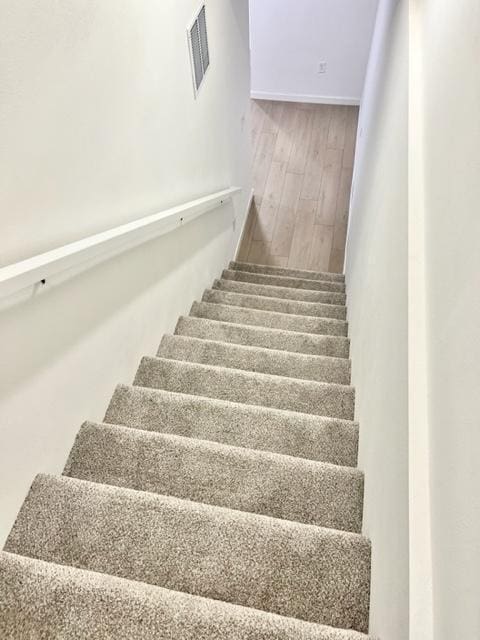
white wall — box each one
[347,2,480,637]
[415,2,480,638]
[344,1,409,638]
[249,0,379,105]
[0,0,252,545]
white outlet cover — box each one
[318,61,327,74]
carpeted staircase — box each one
[0,261,375,639]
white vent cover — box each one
[188,5,210,96]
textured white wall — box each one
[0,0,252,544]
[249,0,379,104]
[417,1,480,637]
[344,1,409,638]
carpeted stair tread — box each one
[0,552,374,640]
[191,302,348,337]
[1,260,373,638]
[214,278,346,305]
[229,261,345,283]
[64,422,363,531]
[5,475,371,632]
[176,316,349,358]
[134,357,355,420]
[222,269,346,293]
[203,289,347,320]
[106,385,359,467]
[158,335,351,384]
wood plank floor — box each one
[237,100,359,273]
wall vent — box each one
[188,5,210,96]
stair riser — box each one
[203,289,347,320]
[222,270,346,293]
[65,423,363,532]
[176,316,350,358]
[5,475,371,632]
[134,358,355,420]
[214,278,347,305]
[191,302,348,337]
[229,262,345,283]
[158,335,351,385]
[106,386,359,467]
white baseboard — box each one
[251,91,360,107]
[234,188,254,260]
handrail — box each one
[0,187,241,299]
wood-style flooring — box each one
[237,100,359,273]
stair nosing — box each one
[192,301,349,330]
[138,355,355,393]
[160,333,351,366]
[68,420,363,477]
[214,278,347,304]
[108,383,360,427]
[229,261,346,282]
[177,315,350,344]
[21,473,370,543]
[216,276,347,295]
[203,288,347,315]
[223,269,347,292]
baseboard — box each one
[251,91,360,107]
[234,188,254,260]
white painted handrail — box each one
[0,187,241,299]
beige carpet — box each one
[1,261,375,639]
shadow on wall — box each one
[229,0,250,48]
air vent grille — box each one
[188,5,210,95]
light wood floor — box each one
[237,100,359,273]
